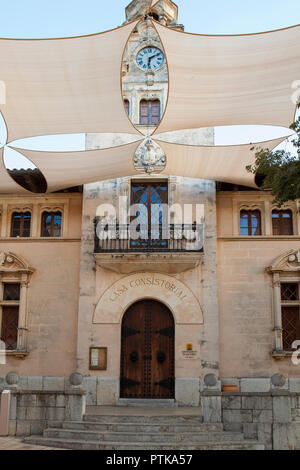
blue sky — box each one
[0,0,299,167]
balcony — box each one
[93,220,204,274]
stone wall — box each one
[7,390,85,436]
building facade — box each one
[0,0,300,448]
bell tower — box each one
[125,0,182,29]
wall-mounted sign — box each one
[181,348,199,360]
[89,347,107,370]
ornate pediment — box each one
[267,249,300,273]
[0,252,34,274]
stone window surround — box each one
[267,250,300,359]
[270,203,297,236]
[232,198,300,237]
[0,197,71,239]
[238,203,264,236]
[0,252,34,357]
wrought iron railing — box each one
[94,219,204,253]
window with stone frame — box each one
[139,99,161,125]
[280,282,300,351]
[41,211,62,237]
[0,283,20,350]
[11,211,31,237]
[0,252,34,355]
[240,209,262,236]
[272,209,293,235]
[124,99,130,117]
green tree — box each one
[246,104,300,205]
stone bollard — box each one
[5,372,19,389]
[201,374,222,423]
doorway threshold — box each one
[116,399,178,408]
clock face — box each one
[136,47,164,71]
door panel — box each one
[120,299,175,399]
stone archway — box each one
[93,272,203,325]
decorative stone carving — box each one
[0,252,34,274]
[134,139,166,174]
[93,272,204,325]
[69,372,83,387]
[5,371,20,386]
[271,374,286,388]
[268,249,300,273]
[204,374,218,388]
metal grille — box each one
[282,306,300,350]
[281,283,299,301]
[3,284,20,301]
[272,210,293,235]
[1,306,19,350]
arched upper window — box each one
[272,209,293,235]
[11,212,31,238]
[41,211,62,237]
[240,210,261,236]
[140,100,160,126]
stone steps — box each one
[43,427,246,443]
[62,421,224,433]
[24,436,265,451]
[23,411,265,450]
[83,414,204,424]
[116,399,177,407]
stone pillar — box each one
[0,202,8,237]
[17,279,29,351]
[272,394,295,450]
[264,200,271,236]
[273,273,283,351]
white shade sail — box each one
[154,137,286,187]
[153,22,300,134]
[0,21,140,143]
[9,141,142,192]
[0,148,30,194]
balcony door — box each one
[131,182,168,249]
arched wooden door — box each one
[120,299,175,399]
